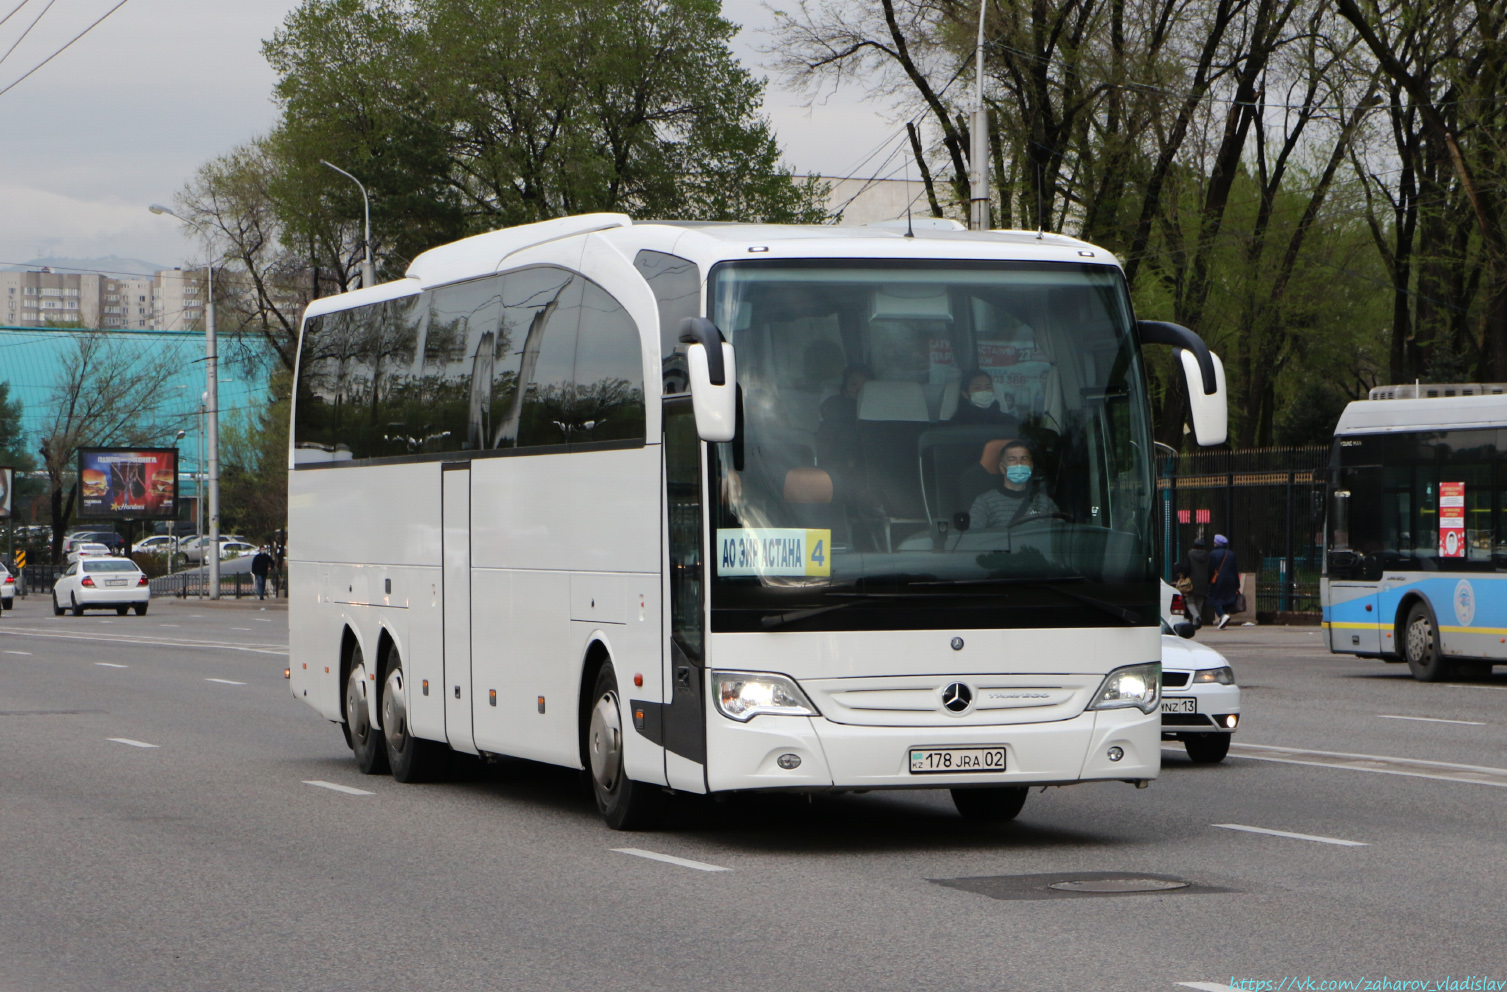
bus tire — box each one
[1184,733,1230,763]
[1403,601,1454,682]
[345,645,389,775]
[951,786,1028,823]
[382,647,446,783]
[587,664,663,830]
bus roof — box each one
[1336,393,1507,435]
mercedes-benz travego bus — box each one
[1323,386,1507,682]
[287,213,1228,829]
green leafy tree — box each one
[219,371,292,545]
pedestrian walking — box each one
[251,545,273,600]
[1208,534,1241,629]
[1173,537,1212,626]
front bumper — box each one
[1160,682,1240,737]
[703,705,1160,793]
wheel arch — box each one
[1394,590,1434,653]
[576,635,615,771]
[337,624,365,726]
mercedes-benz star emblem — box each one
[941,682,973,713]
[950,636,964,651]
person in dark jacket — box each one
[951,371,1014,424]
[1173,537,1212,626]
[251,546,273,600]
[1208,534,1240,628]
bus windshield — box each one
[706,258,1156,632]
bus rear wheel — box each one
[382,649,446,783]
[951,786,1028,823]
[587,665,662,830]
[345,646,389,775]
[1403,602,1454,682]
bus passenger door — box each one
[442,462,477,754]
[663,400,708,791]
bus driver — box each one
[968,440,1058,529]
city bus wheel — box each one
[1184,734,1231,763]
[382,650,445,783]
[951,786,1028,823]
[345,647,389,775]
[1403,602,1454,682]
[588,665,663,830]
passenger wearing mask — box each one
[951,371,1013,425]
[967,441,1058,529]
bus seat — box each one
[937,381,961,421]
[784,467,833,504]
[857,380,930,422]
[917,426,1021,523]
[855,381,930,530]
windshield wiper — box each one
[759,601,861,630]
[908,576,1141,625]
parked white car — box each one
[1160,618,1241,763]
[133,535,178,555]
[178,535,254,564]
[52,557,150,616]
[65,542,113,564]
[0,562,13,610]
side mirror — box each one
[680,317,737,442]
[1137,321,1228,447]
[1173,621,1197,639]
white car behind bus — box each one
[1160,619,1240,762]
[0,562,13,610]
[53,558,150,616]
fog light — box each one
[1225,714,1238,728]
[777,753,802,770]
[1107,746,1125,762]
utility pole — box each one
[969,1,991,231]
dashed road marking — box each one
[230,627,251,631]
[3,650,32,656]
[612,848,730,872]
[107,738,159,749]
[95,662,128,668]
[1378,714,1485,726]
[158,624,180,628]
[303,780,375,796]
[255,618,273,622]
[1213,823,1367,847]
[1178,983,1238,991]
[205,678,247,685]
[1231,742,1507,788]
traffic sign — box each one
[14,550,24,569]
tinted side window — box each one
[425,276,505,452]
[633,250,700,393]
[574,280,646,444]
[504,269,581,449]
[294,298,422,459]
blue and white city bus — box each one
[1323,387,1507,680]
[287,213,1228,828]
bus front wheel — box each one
[587,665,663,830]
[345,647,390,775]
[951,786,1028,823]
[1403,602,1454,682]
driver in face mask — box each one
[967,441,1059,529]
[950,371,1013,424]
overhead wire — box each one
[0,0,56,71]
[0,0,134,101]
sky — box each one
[0,0,900,274]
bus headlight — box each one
[1088,663,1161,715]
[712,671,820,722]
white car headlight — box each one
[712,671,820,722]
[1088,662,1161,715]
[1193,666,1236,685]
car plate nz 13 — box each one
[1162,697,1197,714]
[909,746,1006,774]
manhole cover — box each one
[1049,878,1190,893]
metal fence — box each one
[1160,444,1329,620]
[4,559,284,601]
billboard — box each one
[0,466,11,518]
[77,448,178,520]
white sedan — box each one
[133,535,178,555]
[0,562,13,610]
[65,542,113,564]
[1161,619,1241,763]
[53,557,151,616]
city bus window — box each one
[574,280,645,444]
[633,250,700,394]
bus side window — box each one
[294,299,421,460]
[509,271,583,449]
[574,279,646,444]
[427,276,504,452]
[634,250,700,394]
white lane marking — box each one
[1178,983,1239,991]
[158,624,180,628]
[230,627,251,631]
[1437,682,1507,691]
[612,848,730,872]
[1231,742,1507,788]
[107,738,159,749]
[95,662,128,668]
[4,650,32,655]
[205,678,247,685]
[98,621,114,624]
[303,780,375,796]
[0,625,287,656]
[255,618,273,622]
[1378,714,1485,726]
[1213,823,1367,847]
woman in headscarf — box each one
[1208,534,1241,629]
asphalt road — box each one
[2,598,1504,992]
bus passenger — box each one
[968,441,1058,529]
[951,371,1013,425]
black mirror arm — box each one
[1136,320,1218,396]
[679,317,727,386]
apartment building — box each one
[0,270,103,327]
[0,266,214,330]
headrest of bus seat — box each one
[857,380,929,422]
[980,438,1019,474]
[784,467,834,504]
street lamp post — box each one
[320,160,376,289]
[150,203,222,599]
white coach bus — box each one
[1323,387,1507,681]
[288,213,1228,828]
